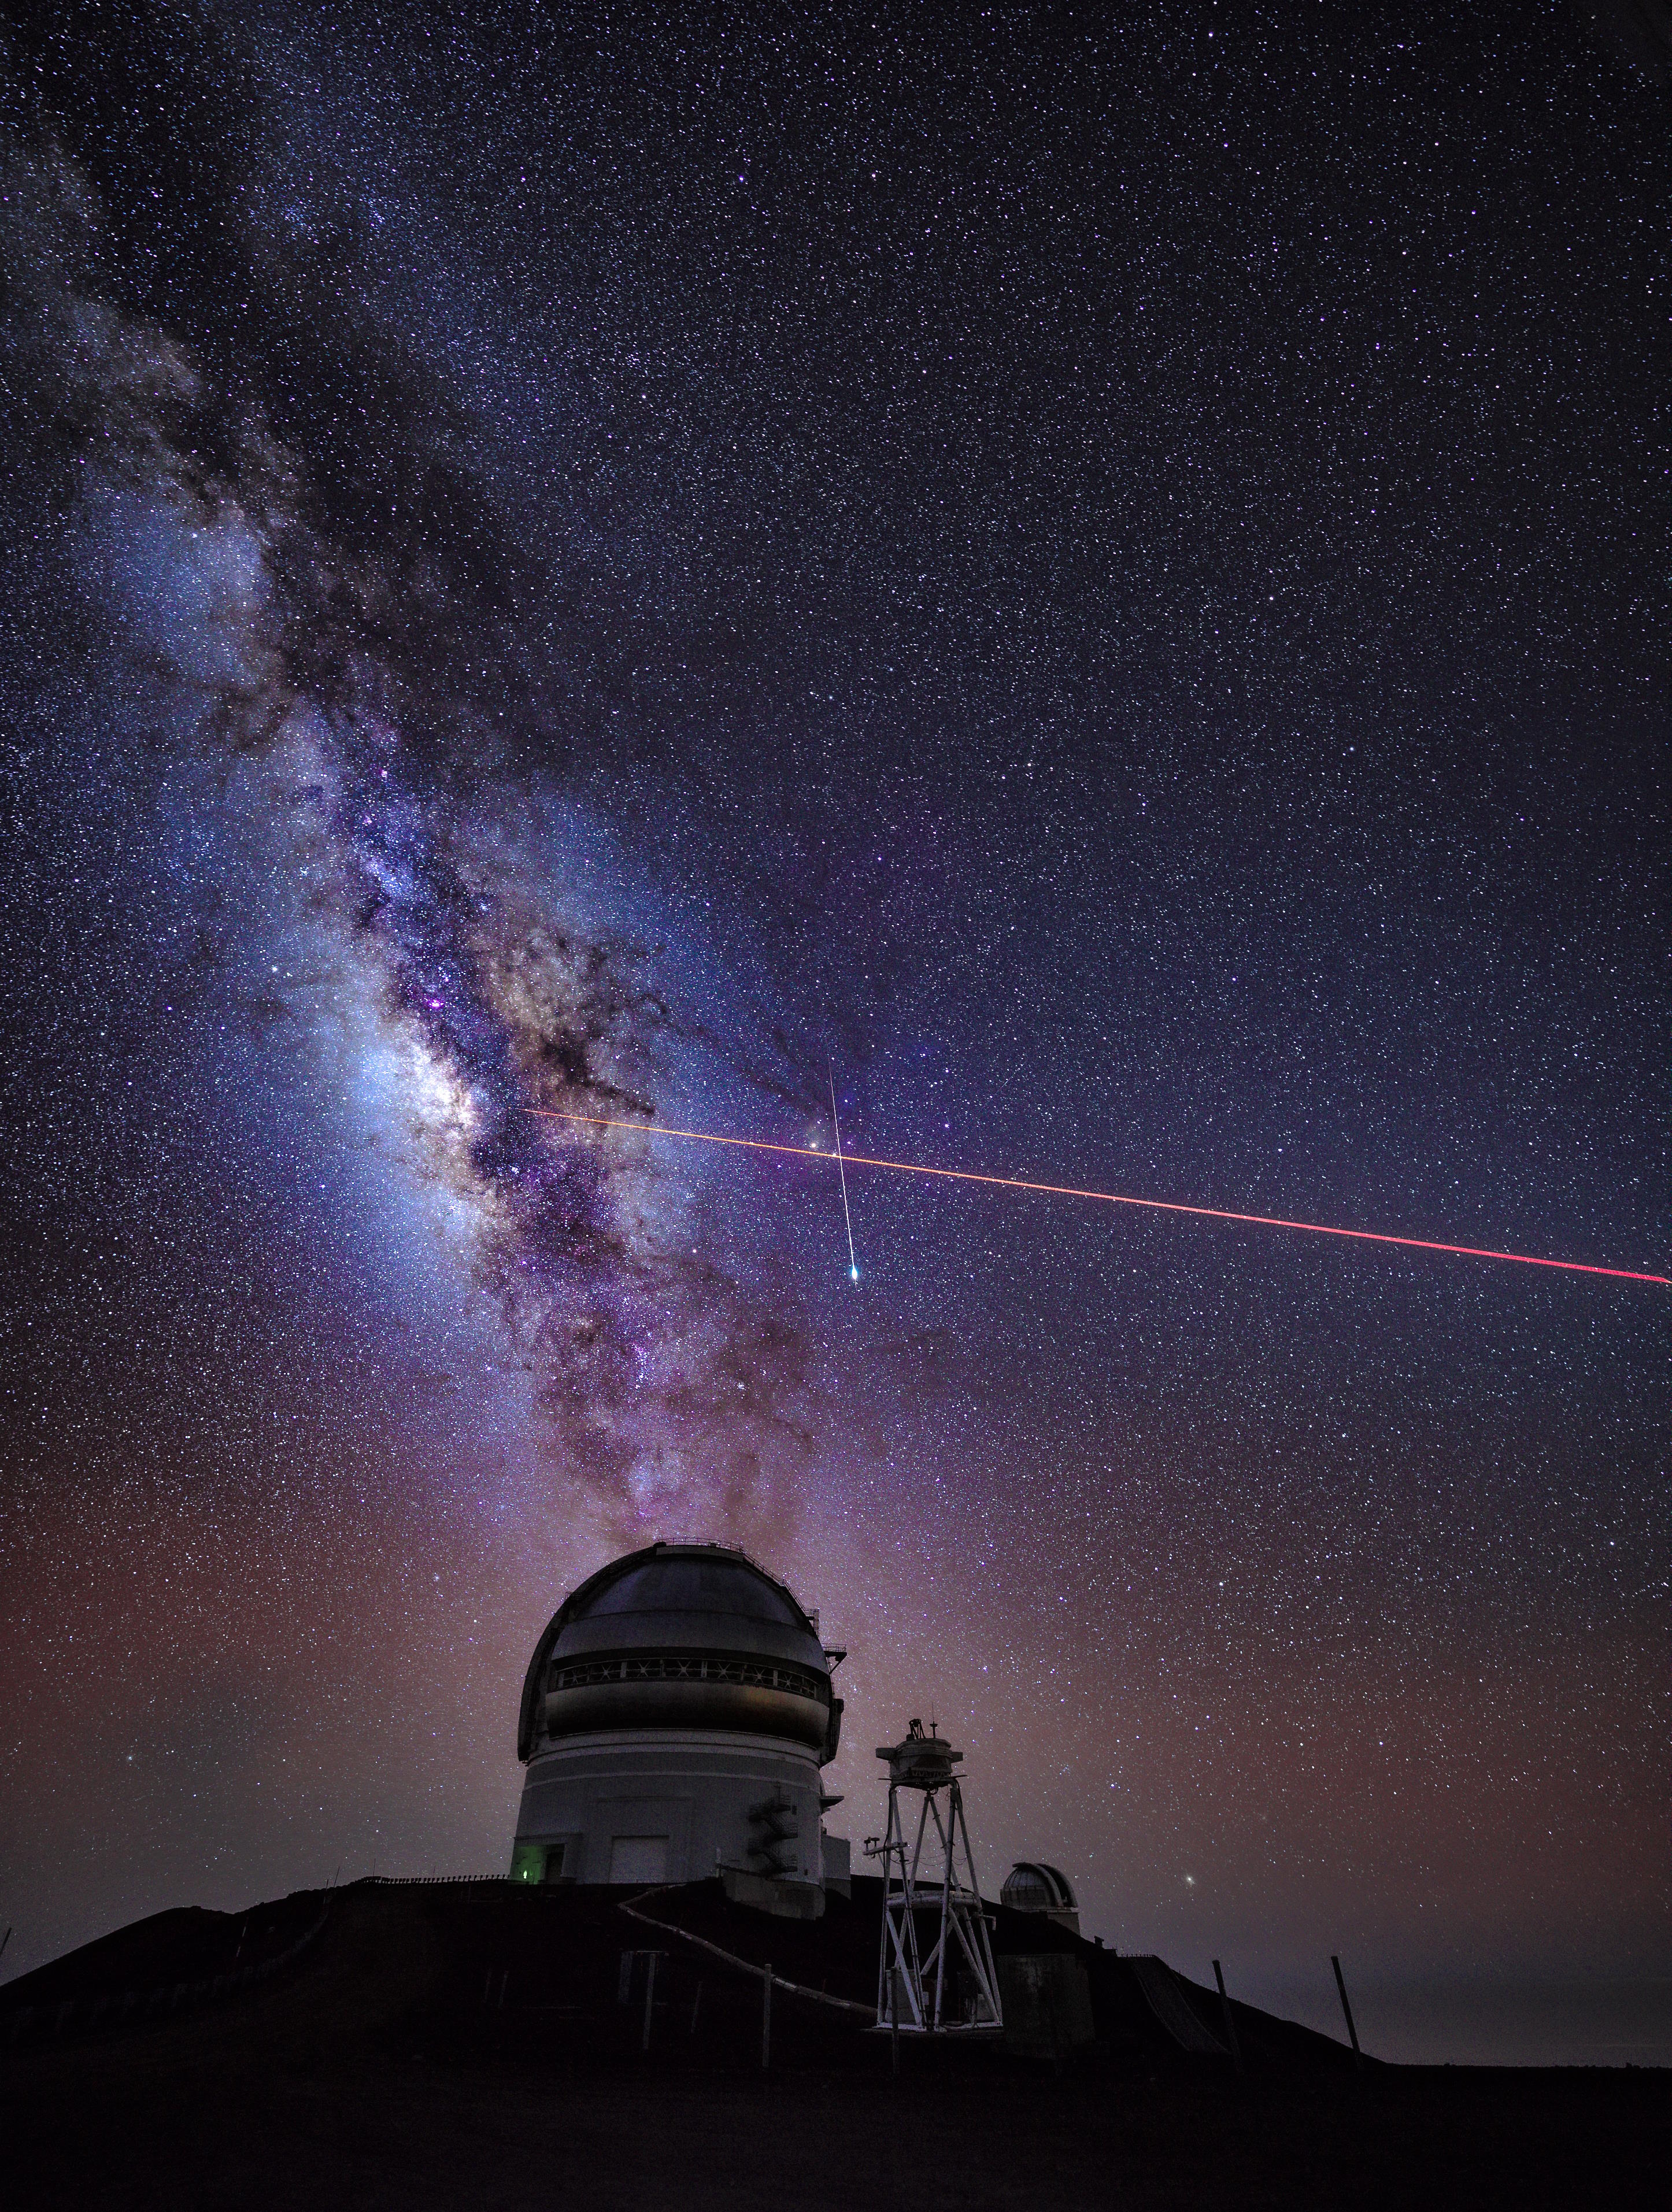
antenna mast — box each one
[866,1721,1003,2034]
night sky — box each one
[2,4,1665,2064]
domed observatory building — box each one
[1000,1861,1080,1934]
[511,1543,849,1913]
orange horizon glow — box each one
[524,1107,1669,1286]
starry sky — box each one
[1,3,1665,2063]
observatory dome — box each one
[511,1543,848,1900]
[1001,1861,1080,1932]
[517,1543,838,1763]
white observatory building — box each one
[511,1543,849,1908]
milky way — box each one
[8,129,818,1544]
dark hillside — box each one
[2,1878,1663,2210]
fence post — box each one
[1212,1960,1244,2077]
[1331,1955,1363,2073]
[641,1952,659,2053]
[761,1963,772,2070]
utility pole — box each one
[761,1963,773,2070]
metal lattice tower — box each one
[867,1721,1003,2033]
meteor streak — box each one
[526,1108,1669,1286]
[828,1063,860,1283]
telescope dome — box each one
[517,1542,839,1764]
[1000,1860,1081,1932]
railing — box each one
[352,1874,511,1887]
[548,1652,828,1700]
[617,1888,873,2021]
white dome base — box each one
[511,1728,829,1889]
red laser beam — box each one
[526,1108,1669,1286]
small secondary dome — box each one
[1001,1860,1080,1932]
